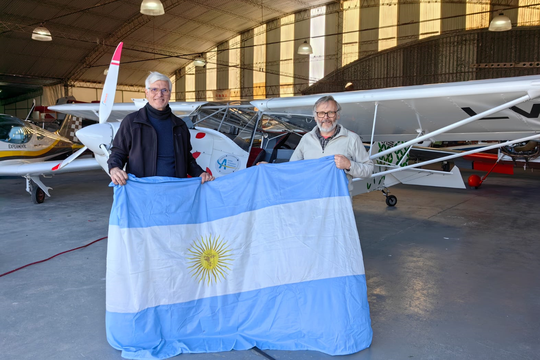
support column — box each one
[241,30,254,99]
[174,68,186,102]
[217,42,229,93]
[293,9,310,95]
[195,64,206,101]
[266,19,280,98]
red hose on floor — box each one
[0,236,108,278]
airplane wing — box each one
[48,101,208,122]
[0,157,100,177]
[251,75,540,142]
[249,75,540,203]
[0,157,101,202]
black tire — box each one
[385,195,397,207]
[32,186,45,204]
[442,162,450,172]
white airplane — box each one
[49,42,540,206]
[250,76,540,201]
[0,103,101,203]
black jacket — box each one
[107,107,204,178]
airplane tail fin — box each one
[58,114,84,143]
[54,96,77,123]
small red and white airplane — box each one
[48,42,540,206]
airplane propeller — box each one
[99,42,122,125]
[53,42,123,172]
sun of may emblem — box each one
[187,235,233,285]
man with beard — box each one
[289,95,373,194]
[108,71,214,185]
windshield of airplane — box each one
[261,114,315,133]
[0,115,33,144]
[189,102,309,151]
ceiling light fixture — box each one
[140,0,165,16]
[489,13,512,32]
[32,25,52,41]
[297,41,313,55]
[193,56,206,67]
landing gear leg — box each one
[382,188,398,207]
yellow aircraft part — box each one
[0,140,71,159]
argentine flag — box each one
[106,156,373,359]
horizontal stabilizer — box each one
[385,166,466,189]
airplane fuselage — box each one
[0,114,74,162]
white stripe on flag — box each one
[106,196,364,313]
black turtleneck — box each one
[145,103,176,177]
[145,103,172,119]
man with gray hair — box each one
[289,95,373,194]
[108,71,214,185]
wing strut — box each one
[368,102,379,158]
[375,133,540,177]
[372,93,536,160]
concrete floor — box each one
[1,167,539,360]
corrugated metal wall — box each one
[302,28,540,94]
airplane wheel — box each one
[386,195,397,207]
[32,186,45,204]
[442,162,450,172]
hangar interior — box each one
[2,0,540,116]
[1,1,540,360]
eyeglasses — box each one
[315,111,338,119]
[147,88,170,95]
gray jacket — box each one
[290,125,373,193]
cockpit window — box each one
[0,115,33,144]
[191,104,259,152]
[190,102,309,152]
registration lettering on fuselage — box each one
[8,144,27,149]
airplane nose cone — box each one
[76,123,114,155]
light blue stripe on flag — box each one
[109,155,350,228]
[106,156,372,359]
